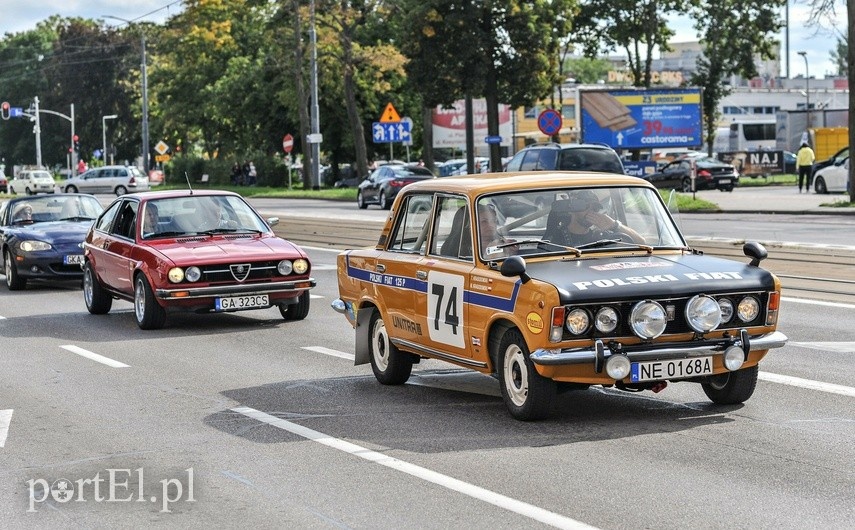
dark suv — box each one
[504,142,625,174]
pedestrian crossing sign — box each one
[380,102,401,123]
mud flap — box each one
[354,307,373,366]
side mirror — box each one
[743,241,767,267]
[267,217,279,227]
[500,255,530,284]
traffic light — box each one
[1,101,10,120]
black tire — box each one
[65,185,78,193]
[83,262,112,314]
[368,310,413,385]
[722,185,734,192]
[25,187,33,196]
[279,290,310,321]
[134,274,166,330]
[814,177,828,194]
[681,178,692,193]
[4,248,27,290]
[115,185,128,196]
[357,191,368,209]
[497,328,555,421]
[379,190,391,210]
[702,364,759,405]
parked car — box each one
[642,156,739,192]
[811,146,849,180]
[0,171,7,193]
[63,165,150,196]
[82,190,315,329]
[9,169,56,195]
[0,193,104,290]
[783,150,797,174]
[356,164,435,209]
[333,176,363,188]
[504,142,625,174]
[438,159,467,177]
[812,154,850,194]
[332,171,787,420]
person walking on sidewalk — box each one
[796,142,815,193]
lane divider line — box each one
[302,346,354,361]
[0,409,12,448]
[231,406,597,530]
[60,345,130,368]
[782,297,855,309]
[759,372,855,398]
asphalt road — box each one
[1,243,854,528]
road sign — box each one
[401,117,413,146]
[282,133,294,153]
[372,121,411,143]
[10,107,23,118]
[380,102,401,123]
[154,140,170,155]
[155,154,171,163]
[538,108,562,136]
[484,135,502,144]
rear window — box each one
[558,148,624,173]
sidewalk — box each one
[692,186,855,214]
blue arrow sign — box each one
[372,121,411,143]
[10,108,23,118]
[484,135,502,144]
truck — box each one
[810,127,848,161]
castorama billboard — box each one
[432,99,512,149]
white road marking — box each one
[60,345,130,368]
[788,342,855,353]
[0,315,6,320]
[759,372,855,398]
[232,406,597,530]
[310,264,338,271]
[302,346,354,361]
[782,297,855,309]
[0,409,12,448]
[309,294,324,299]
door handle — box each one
[416,271,427,280]
[375,264,386,273]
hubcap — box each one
[503,345,528,407]
[134,278,146,322]
[371,319,389,370]
[4,252,12,286]
[83,269,93,306]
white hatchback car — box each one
[63,165,150,196]
[9,169,56,195]
[813,155,850,194]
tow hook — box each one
[651,381,668,393]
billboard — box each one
[432,99,512,149]
[579,88,703,150]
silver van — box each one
[63,165,150,195]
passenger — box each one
[477,203,517,257]
[555,190,644,246]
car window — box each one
[430,196,471,260]
[504,152,524,172]
[560,148,624,173]
[110,201,138,239]
[387,193,433,253]
[95,201,121,232]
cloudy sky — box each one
[0,1,846,79]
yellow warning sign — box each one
[379,102,401,123]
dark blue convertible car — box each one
[0,194,103,290]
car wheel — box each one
[498,328,555,421]
[701,364,758,405]
[680,178,692,193]
[115,185,128,196]
[134,274,166,330]
[65,185,78,193]
[357,191,368,209]
[279,290,310,321]
[379,190,391,210]
[25,187,32,196]
[83,262,112,314]
[4,248,27,290]
[368,309,414,385]
[814,177,828,194]
[721,185,734,192]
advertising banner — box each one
[718,150,786,176]
[580,88,703,150]
[432,99,512,149]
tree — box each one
[830,36,848,76]
[687,0,784,155]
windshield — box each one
[475,186,685,261]
[141,195,270,239]
[9,195,103,224]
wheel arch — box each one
[354,300,380,366]
[487,318,517,376]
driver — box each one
[13,203,33,224]
[554,190,644,246]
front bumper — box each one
[156,278,316,300]
[531,330,788,368]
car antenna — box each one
[184,172,194,194]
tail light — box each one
[129,176,136,184]
[698,170,712,180]
[389,180,405,187]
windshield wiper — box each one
[59,216,96,221]
[494,238,582,257]
[576,239,655,253]
[198,228,241,235]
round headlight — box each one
[723,346,744,371]
[737,296,760,322]
[20,240,52,252]
[168,267,185,283]
[718,298,734,323]
[595,307,619,333]
[630,301,667,339]
[685,294,721,333]
[185,266,201,282]
[565,308,590,335]
[277,260,293,275]
[293,258,309,275]
[605,355,631,380]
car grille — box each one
[200,261,284,283]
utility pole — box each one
[308,0,322,190]
[33,97,43,168]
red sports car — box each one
[82,189,315,329]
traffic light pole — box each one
[22,100,76,173]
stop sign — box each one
[282,134,294,153]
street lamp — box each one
[104,15,150,174]
[102,114,118,165]
[797,51,810,130]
